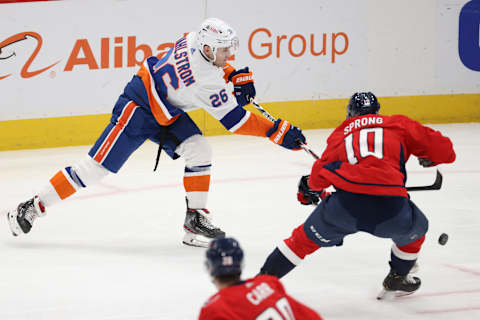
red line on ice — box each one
[75,174,298,200]
[443,264,480,277]
[417,306,480,314]
[402,288,480,299]
[72,170,480,201]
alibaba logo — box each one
[0,31,60,80]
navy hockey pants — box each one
[88,95,201,173]
[303,190,429,247]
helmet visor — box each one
[216,35,239,55]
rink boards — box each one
[1,93,479,150]
[1,0,479,150]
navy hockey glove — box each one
[228,67,256,107]
[418,158,436,167]
[297,175,329,205]
[266,119,306,150]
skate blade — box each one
[182,232,210,248]
[377,289,394,300]
[377,288,415,300]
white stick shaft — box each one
[250,100,320,160]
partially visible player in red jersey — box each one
[199,237,323,320]
[259,92,456,300]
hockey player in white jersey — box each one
[6,18,306,247]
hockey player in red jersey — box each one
[6,18,306,247]
[199,237,323,320]
[259,92,456,299]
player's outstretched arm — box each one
[398,115,456,165]
[266,119,306,150]
[199,69,305,150]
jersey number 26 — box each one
[210,89,229,107]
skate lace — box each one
[197,214,217,230]
[404,274,417,284]
[20,201,39,224]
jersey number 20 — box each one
[256,297,295,320]
[344,127,384,164]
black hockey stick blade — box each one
[406,169,443,192]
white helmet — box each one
[196,18,239,63]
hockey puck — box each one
[438,233,449,245]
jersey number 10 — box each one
[256,297,295,320]
[344,127,384,164]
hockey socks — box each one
[260,247,297,278]
[260,225,321,278]
[390,235,425,275]
[48,167,83,200]
[39,156,110,207]
[183,165,211,209]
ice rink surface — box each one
[1,123,479,320]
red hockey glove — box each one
[297,175,330,205]
[418,158,436,167]
[266,119,306,150]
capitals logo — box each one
[362,97,371,106]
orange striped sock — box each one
[49,170,78,200]
[183,175,210,193]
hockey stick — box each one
[250,99,442,192]
[405,169,443,191]
[250,100,320,159]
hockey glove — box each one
[418,158,436,167]
[266,119,306,150]
[228,67,256,107]
[297,175,329,205]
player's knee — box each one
[303,207,343,247]
[411,202,429,236]
[399,235,426,253]
[71,155,110,187]
[285,224,321,258]
[393,202,429,246]
[176,134,212,167]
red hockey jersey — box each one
[309,114,455,197]
[198,275,322,320]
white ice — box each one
[0,124,479,320]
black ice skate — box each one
[7,196,46,236]
[183,207,225,248]
[377,269,421,300]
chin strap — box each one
[199,46,216,64]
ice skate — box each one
[377,269,421,300]
[183,207,225,248]
[7,196,46,236]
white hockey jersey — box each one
[125,32,272,137]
